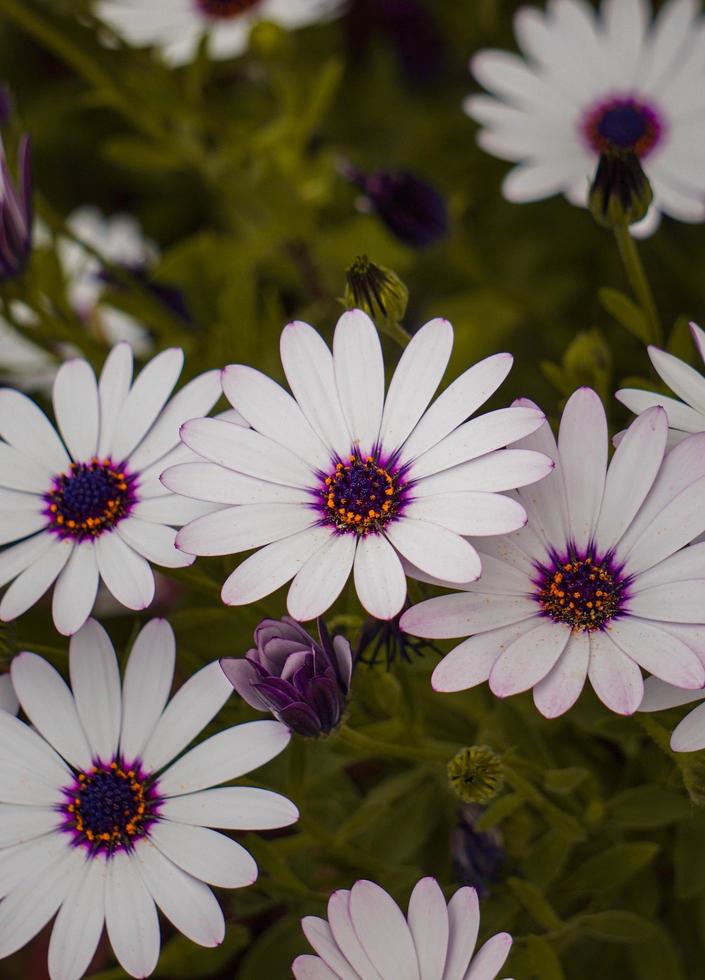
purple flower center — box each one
[321,453,405,535]
[44,458,137,541]
[195,0,262,19]
[582,97,663,158]
[60,760,160,855]
[535,552,624,632]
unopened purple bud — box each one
[0,85,13,127]
[221,616,353,738]
[354,169,448,249]
[452,805,506,898]
[0,134,32,283]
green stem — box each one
[613,222,662,345]
[383,320,411,349]
[335,723,452,763]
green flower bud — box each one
[344,255,409,333]
[589,149,653,229]
[447,746,504,804]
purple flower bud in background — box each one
[221,617,353,737]
[0,85,14,127]
[345,0,444,87]
[345,165,448,248]
[451,804,506,898]
[0,135,32,283]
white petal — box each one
[161,461,312,506]
[412,448,553,495]
[588,629,644,715]
[380,318,453,455]
[141,661,231,773]
[293,955,340,979]
[332,310,384,455]
[622,474,705,576]
[160,786,299,830]
[0,804,60,847]
[69,618,121,762]
[0,836,68,900]
[0,532,54,588]
[464,932,512,980]
[128,368,222,472]
[533,630,590,719]
[0,758,65,805]
[221,526,331,606]
[53,359,99,460]
[400,352,513,465]
[405,492,526,536]
[287,533,355,621]
[610,617,705,688]
[386,519,481,583]
[181,417,316,488]
[671,701,705,752]
[280,320,351,455]
[132,494,216,525]
[431,621,535,692]
[615,387,705,434]
[558,388,607,551]
[97,341,133,458]
[327,890,383,980]
[111,347,184,461]
[134,840,224,948]
[105,850,160,979]
[10,651,93,770]
[120,618,176,761]
[301,916,361,980]
[48,854,107,980]
[0,388,69,472]
[627,581,705,623]
[0,442,52,492]
[443,886,480,980]
[0,536,72,623]
[353,532,407,620]
[52,541,99,636]
[407,878,449,980]
[176,503,315,556]
[158,720,290,797]
[402,592,538,639]
[149,820,258,888]
[639,675,705,712]
[349,879,420,980]
[0,674,17,715]
[95,531,155,611]
[0,710,70,788]
[0,506,46,547]
[649,345,705,415]
[117,518,194,568]
[489,620,570,697]
[632,540,705,591]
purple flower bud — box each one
[221,617,353,738]
[451,805,506,898]
[0,85,14,127]
[345,0,444,87]
[352,168,448,249]
[0,135,32,283]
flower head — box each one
[0,342,226,635]
[0,618,298,979]
[293,875,513,979]
[447,745,504,804]
[0,134,31,282]
[402,388,705,718]
[221,616,352,736]
[464,0,705,236]
[167,310,552,622]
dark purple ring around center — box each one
[195,0,263,19]
[581,95,665,159]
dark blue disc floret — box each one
[582,96,663,159]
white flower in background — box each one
[165,310,552,622]
[98,0,346,67]
[0,618,298,980]
[0,342,224,635]
[0,300,56,391]
[0,674,17,714]
[639,676,705,752]
[402,388,705,718]
[464,0,705,236]
[617,320,705,445]
[293,876,513,980]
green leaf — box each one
[608,784,691,828]
[101,136,184,174]
[627,922,685,980]
[526,935,566,980]
[237,915,306,980]
[474,791,523,830]
[563,842,659,894]
[154,927,250,977]
[675,810,705,899]
[543,767,590,795]
[507,877,563,931]
[599,286,650,343]
[579,910,656,943]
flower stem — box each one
[383,321,411,349]
[612,222,662,346]
[336,723,453,763]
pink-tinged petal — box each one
[386,518,481,584]
[671,701,705,752]
[432,621,535,693]
[327,890,384,980]
[615,388,704,434]
[149,820,258,889]
[691,321,705,366]
[292,955,339,980]
[627,581,705,624]
[595,407,667,553]
[632,540,705,591]
[220,657,268,711]
[648,344,705,415]
[302,916,361,980]
[287,532,355,621]
[639,676,705,713]
[280,320,351,455]
[399,352,514,465]
[412,449,554,496]
[47,851,106,980]
[588,630,644,715]
[176,503,315,557]
[533,630,590,718]
[380,318,453,456]
[443,886,480,980]
[621,475,705,576]
[407,878,449,980]
[104,850,160,979]
[405,492,527,536]
[118,518,195,568]
[508,400,566,548]
[609,617,705,688]
[489,620,570,697]
[160,786,299,830]
[470,552,530,596]
[221,526,331,606]
[464,932,513,980]
[333,310,385,455]
[53,359,99,461]
[353,533,407,620]
[0,388,69,473]
[349,880,420,980]
[401,592,538,639]
[97,341,133,458]
[222,364,330,472]
[557,388,607,551]
[162,461,312,506]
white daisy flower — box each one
[401,388,705,718]
[97,0,346,67]
[464,0,705,235]
[0,342,225,635]
[617,320,705,445]
[0,618,298,980]
[639,675,705,752]
[293,876,513,980]
[165,310,552,622]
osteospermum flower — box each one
[402,388,705,718]
[98,0,346,66]
[0,342,224,635]
[617,321,705,444]
[464,0,705,235]
[639,676,705,752]
[166,310,552,621]
[293,876,512,980]
[0,618,298,980]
